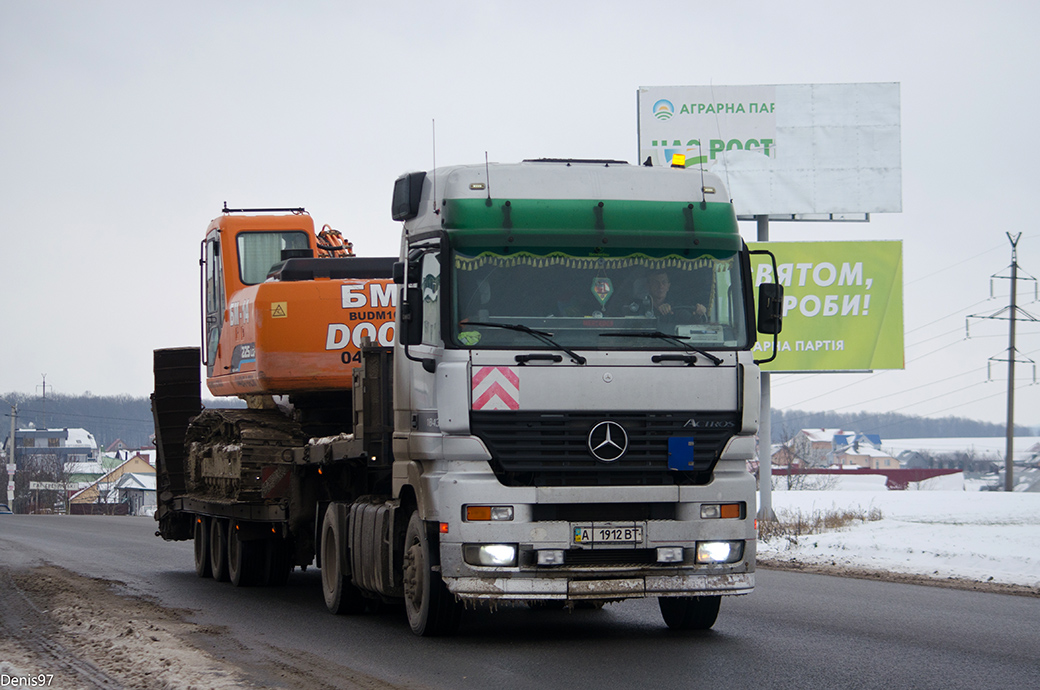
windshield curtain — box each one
[237,231,311,285]
[451,246,749,350]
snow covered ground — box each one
[757,475,1040,591]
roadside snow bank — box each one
[758,490,1040,589]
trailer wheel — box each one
[193,516,211,578]
[402,511,461,636]
[228,521,261,587]
[320,505,365,614]
[658,595,721,630]
[209,518,230,582]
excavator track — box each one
[185,408,307,502]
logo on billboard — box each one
[652,99,674,121]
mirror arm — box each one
[754,332,779,365]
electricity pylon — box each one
[966,233,1039,491]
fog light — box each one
[695,541,744,564]
[537,549,565,565]
[656,547,684,563]
[463,543,518,566]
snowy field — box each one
[757,475,1040,590]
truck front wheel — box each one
[402,511,461,636]
[658,595,721,630]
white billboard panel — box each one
[637,83,901,216]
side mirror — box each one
[391,172,427,221]
[757,283,784,335]
[398,286,423,346]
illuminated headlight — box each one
[695,541,744,564]
[463,543,518,567]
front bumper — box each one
[424,459,757,602]
[445,571,754,601]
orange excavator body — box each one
[201,209,396,399]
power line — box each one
[916,380,1038,418]
[905,297,996,335]
[786,366,988,414]
[3,407,151,425]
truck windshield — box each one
[452,246,749,350]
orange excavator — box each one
[199,205,394,408]
[152,205,398,592]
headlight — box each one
[463,543,518,567]
[695,540,744,564]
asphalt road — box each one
[2,514,1038,689]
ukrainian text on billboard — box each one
[749,241,903,372]
[638,83,902,216]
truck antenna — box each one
[484,152,493,207]
[432,119,439,215]
[709,80,734,203]
[697,141,708,210]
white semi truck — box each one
[152,158,783,636]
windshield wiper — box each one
[466,321,587,365]
[599,330,724,366]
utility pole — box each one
[967,233,1039,491]
[2,396,16,510]
[37,374,47,429]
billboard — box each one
[749,241,903,372]
[638,83,902,216]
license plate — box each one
[573,524,644,545]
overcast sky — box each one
[3,1,1040,430]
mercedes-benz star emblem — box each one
[587,421,628,462]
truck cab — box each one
[386,159,779,633]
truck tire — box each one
[320,505,365,614]
[210,518,230,582]
[402,511,461,636]
[228,521,261,587]
[658,595,721,630]
[193,516,211,578]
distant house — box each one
[113,472,157,516]
[782,428,898,469]
[770,443,800,468]
[69,455,155,509]
[12,426,98,463]
[789,428,845,467]
[838,445,900,470]
[65,454,129,491]
[105,438,130,453]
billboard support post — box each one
[756,215,775,521]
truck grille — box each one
[470,410,739,487]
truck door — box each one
[420,250,441,347]
[202,232,226,377]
